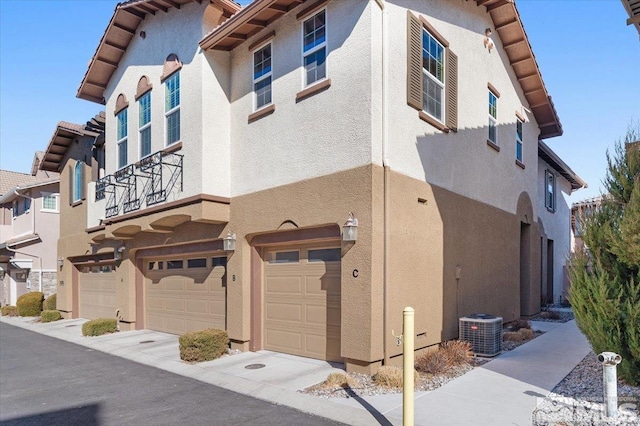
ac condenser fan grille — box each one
[459,314,502,357]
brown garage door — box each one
[79,266,117,320]
[263,244,341,362]
[145,256,226,335]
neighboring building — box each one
[571,196,603,254]
[537,142,586,305]
[621,0,640,36]
[0,153,60,305]
[48,0,584,373]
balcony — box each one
[96,150,183,219]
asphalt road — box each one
[0,323,342,426]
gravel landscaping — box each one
[533,351,640,425]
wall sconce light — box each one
[342,212,358,242]
[484,28,494,52]
[57,258,64,268]
[114,245,126,261]
[223,230,236,251]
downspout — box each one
[374,0,391,366]
[12,189,42,293]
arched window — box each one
[136,76,153,158]
[162,54,182,146]
[73,161,83,202]
[115,94,129,169]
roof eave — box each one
[538,141,587,191]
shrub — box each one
[539,311,561,320]
[43,293,57,311]
[17,291,44,317]
[415,349,448,375]
[82,318,117,336]
[372,366,418,389]
[510,319,531,331]
[440,340,472,366]
[503,331,524,342]
[1,306,18,317]
[41,310,62,323]
[519,328,534,340]
[179,328,229,362]
[321,372,359,389]
[569,126,640,385]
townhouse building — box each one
[0,153,60,305]
[45,0,584,373]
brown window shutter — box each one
[68,165,73,205]
[80,163,86,201]
[406,11,423,111]
[446,49,458,132]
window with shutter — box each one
[406,11,457,133]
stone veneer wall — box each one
[27,271,57,298]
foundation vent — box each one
[459,313,502,357]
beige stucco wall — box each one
[228,0,375,197]
[103,1,230,200]
[384,0,540,216]
[537,157,573,304]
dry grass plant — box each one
[510,319,532,331]
[372,366,418,389]
[503,331,525,342]
[415,349,448,374]
[440,340,472,366]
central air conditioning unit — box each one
[459,313,503,357]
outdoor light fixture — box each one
[114,245,126,261]
[223,230,236,251]
[342,212,358,242]
[57,258,64,267]
[484,28,494,52]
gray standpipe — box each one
[598,351,622,418]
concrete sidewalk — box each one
[0,316,591,425]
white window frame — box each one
[253,42,273,111]
[73,161,83,202]
[165,72,180,147]
[116,109,128,170]
[301,9,328,88]
[545,170,556,212]
[488,90,498,144]
[422,29,446,123]
[138,91,152,159]
[41,192,59,213]
[516,118,523,163]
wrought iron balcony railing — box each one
[97,150,183,218]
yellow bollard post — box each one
[403,307,414,426]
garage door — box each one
[79,266,117,320]
[145,256,226,335]
[263,244,341,362]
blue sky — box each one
[0,0,638,202]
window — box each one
[253,43,272,110]
[117,109,128,169]
[12,201,18,218]
[73,161,83,202]
[139,92,151,158]
[165,72,180,145]
[167,259,183,269]
[488,90,498,144]
[545,171,556,212]
[406,12,458,132]
[212,257,227,268]
[23,197,31,212]
[268,251,300,263]
[308,248,341,262]
[41,193,59,212]
[422,29,445,122]
[516,118,523,163]
[302,10,326,87]
[187,258,207,268]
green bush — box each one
[41,310,62,323]
[16,291,44,317]
[569,126,640,385]
[43,293,57,311]
[82,318,117,336]
[179,328,229,362]
[1,306,18,317]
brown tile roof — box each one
[0,170,38,197]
